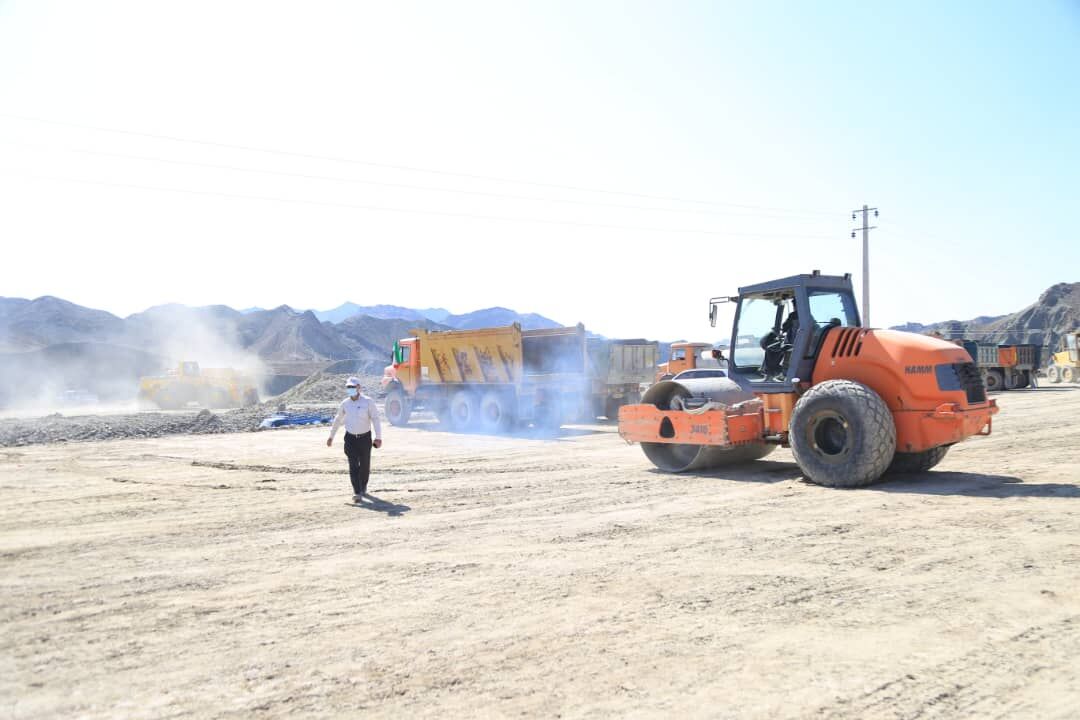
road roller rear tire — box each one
[789,380,896,488]
[887,445,950,475]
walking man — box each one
[326,377,383,502]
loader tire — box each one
[887,445,950,475]
[156,392,182,410]
[449,390,480,432]
[385,388,412,426]
[479,391,514,434]
[1046,365,1061,383]
[1063,366,1077,383]
[789,380,896,488]
[984,369,1004,392]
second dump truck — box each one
[954,341,1040,391]
[381,324,658,430]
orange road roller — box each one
[619,271,998,487]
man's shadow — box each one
[351,493,411,516]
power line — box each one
[3,169,844,240]
[0,139,842,224]
[0,112,837,218]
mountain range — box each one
[889,282,1080,356]
[1,281,1075,408]
[0,297,564,405]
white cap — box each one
[346,377,361,387]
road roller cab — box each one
[619,271,999,487]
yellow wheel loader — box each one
[138,361,260,410]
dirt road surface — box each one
[3,388,1079,718]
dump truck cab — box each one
[383,337,420,395]
[182,361,203,377]
[656,342,718,383]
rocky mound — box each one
[893,282,1079,356]
[276,372,384,405]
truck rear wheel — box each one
[1005,370,1024,390]
[604,398,623,422]
[385,388,412,426]
[479,391,513,434]
[887,445,950,475]
[789,380,896,488]
[984,369,1004,391]
[534,396,563,430]
[449,390,480,432]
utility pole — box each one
[851,205,878,327]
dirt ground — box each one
[2,387,1079,719]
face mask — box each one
[346,387,358,395]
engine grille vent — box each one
[831,327,864,358]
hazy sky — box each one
[1,1,1077,341]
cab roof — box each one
[738,271,854,297]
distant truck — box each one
[654,342,721,383]
[954,341,1040,391]
[586,338,659,419]
[381,324,656,430]
[138,361,260,409]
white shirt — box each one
[329,394,382,440]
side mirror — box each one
[709,304,717,327]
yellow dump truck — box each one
[381,324,597,431]
[138,361,260,410]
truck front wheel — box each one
[385,387,412,426]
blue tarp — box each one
[259,412,334,429]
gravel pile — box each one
[0,406,272,447]
[0,369,390,447]
[276,372,384,405]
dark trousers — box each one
[343,431,373,495]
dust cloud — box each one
[0,309,266,415]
